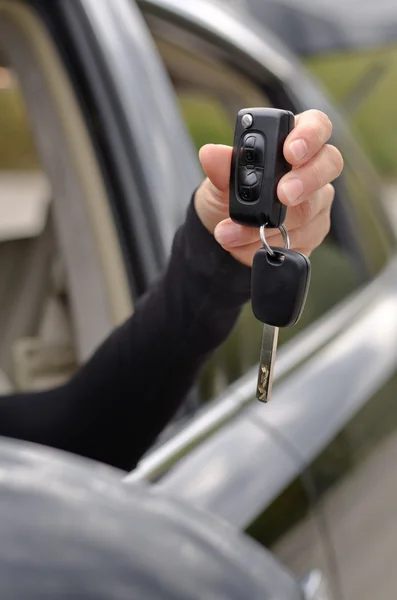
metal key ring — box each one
[259,223,290,257]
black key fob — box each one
[229,108,295,228]
[251,247,311,327]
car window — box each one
[0,62,78,393]
[149,31,361,402]
[306,45,397,180]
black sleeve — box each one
[0,197,251,471]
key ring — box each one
[259,223,290,257]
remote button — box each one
[240,132,266,166]
[245,149,255,163]
[238,166,258,188]
[245,170,258,187]
[245,136,256,148]
[238,167,263,202]
[240,187,253,201]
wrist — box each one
[183,193,252,304]
[194,178,226,235]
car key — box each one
[229,107,295,228]
[253,225,311,402]
[228,106,309,402]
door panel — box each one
[250,373,397,600]
[146,259,397,599]
[246,259,397,600]
[308,374,397,600]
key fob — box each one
[229,108,295,228]
[251,247,311,328]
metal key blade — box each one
[256,325,279,402]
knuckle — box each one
[290,226,305,249]
[325,183,336,204]
[324,210,332,235]
[295,197,315,225]
[311,160,325,189]
[309,109,333,140]
[327,145,344,177]
[294,208,331,253]
[319,209,331,240]
[317,183,335,211]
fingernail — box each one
[289,139,308,162]
[214,222,241,247]
[280,178,304,205]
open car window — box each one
[146,20,362,402]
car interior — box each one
[0,0,132,393]
[0,63,73,394]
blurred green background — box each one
[1,44,397,176]
[307,44,397,178]
[178,45,397,179]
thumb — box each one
[199,144,233,192]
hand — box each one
[194,109,343,266]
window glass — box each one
[306,45,397,180]
[306,46,397,275]
[0,61,77,393]
[150,34,362,401]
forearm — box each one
[0,198,250,471]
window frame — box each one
[0,0,133,362]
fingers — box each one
[278,145,343,206]
[284,110,333,167]
[198,144,232,193]
[224,206,331,266]
[284,184,335,231]
[287,208,331,255]
[198,110,338,201]
[228,240,263,267]
[196,110,341,254]
[214,184,334,249]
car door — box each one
[0,1,312,597]
[127,2,397,600]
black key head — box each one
[251,248,311,328]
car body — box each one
[1,0,397,599]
